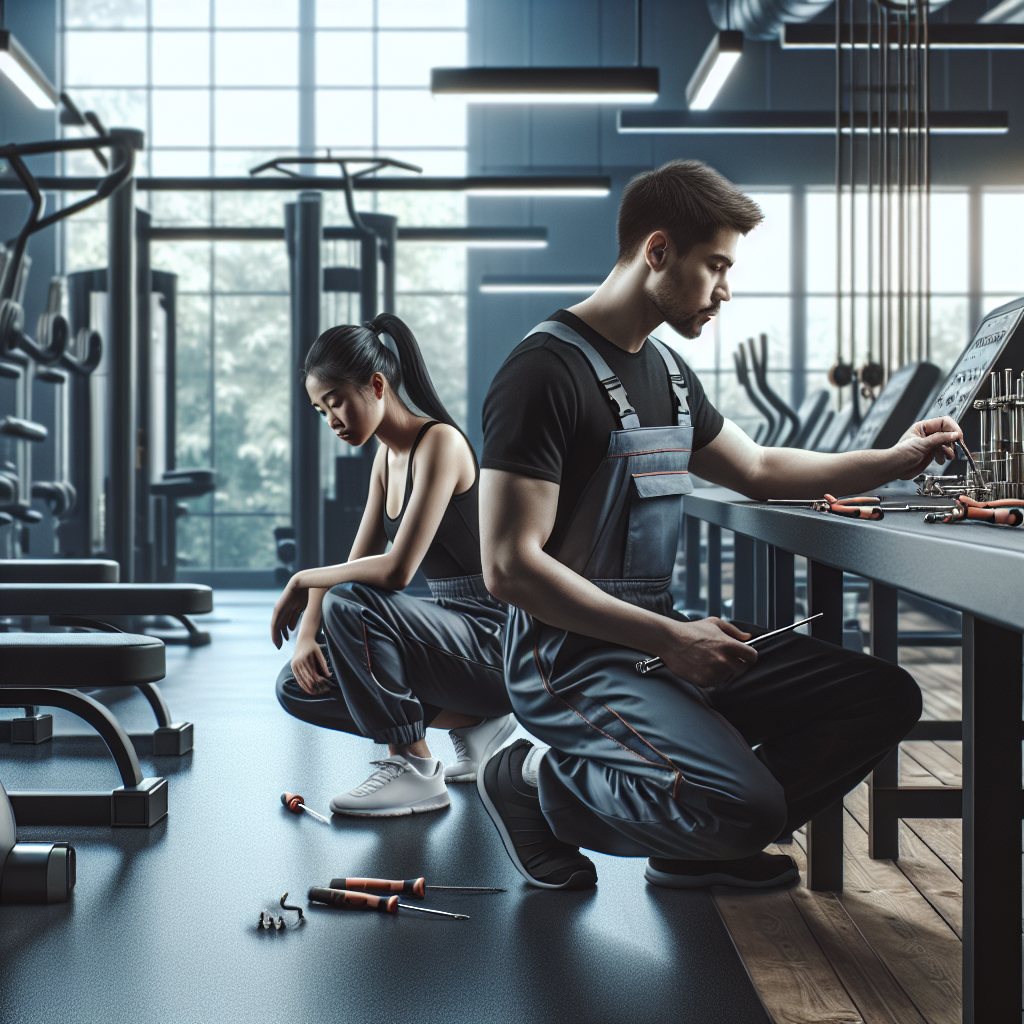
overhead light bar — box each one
[0,31,57,109]
[480,276,601,294]
[618,109,1009,135]
[781,23,1024,48]
[431,67,659,104]
[686,31,743,111]
[1,175,611,197]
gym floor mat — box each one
[0,594,769,1024]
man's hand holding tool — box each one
[643,616,757,689]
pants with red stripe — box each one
[504,611,921,860]
[276,582,511,748]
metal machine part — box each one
[971,368,1024,500]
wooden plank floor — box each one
[714,639,973,1024]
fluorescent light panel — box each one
[781,23,1024,48]
[618,110,1009,135]
[480,277,601,294]
[686,31,744,110]
[431,67,658,104]
[0,31,57,109]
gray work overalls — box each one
[505,320,788,860]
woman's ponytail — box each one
[367,313,458,429]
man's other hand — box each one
[890,416,963,479]
[657,616,757,689]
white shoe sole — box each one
[644,863,799,889]
[330,792,451,818]
[444,715,519,783]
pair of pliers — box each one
[924,499,1024,526]
[813,494,884,520]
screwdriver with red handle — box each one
[329,876,505,897]
[308,886,469,920]
[281,792,330,824]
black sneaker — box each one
[645,852,799,889]
[477,739,597,890]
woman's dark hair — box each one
[302,313,457,429]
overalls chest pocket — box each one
[622,425,694,581]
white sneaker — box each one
[444,714,518,783]
[330,757,450,817]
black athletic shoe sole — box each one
[477,745,596,891]
[644,861,800,889]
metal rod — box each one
[396,903,470,920]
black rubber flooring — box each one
[0,593,769,1024]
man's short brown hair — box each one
[616,159,764,263]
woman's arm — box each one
[290,586,332,693]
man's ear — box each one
[644,231,669,270]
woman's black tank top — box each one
[382,421,482,580]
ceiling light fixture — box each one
[686,30,743,110]
[479,276,601,294]
[618,109,1009,134]
[0,30,57,110]
[431,0,657,105]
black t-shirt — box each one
[481,309,723,556]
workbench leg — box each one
[733,534,754,622]
[868,582,901,860]
[770,548,794,633]
[960,614,1022,1024]
[683,514,702,612]
[753,539,770,629]
[805,560,845,891]
[707,525,722,619]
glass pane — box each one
[214,190,289,227]
[152,90,211,147]
[657,322,718,371]
[148,192,214,229]
[150,241,212,292]
[372,191,465,227]
[65,31,147,86]
[215,31,298,86]
[215,90,299,145]
[153,0,211,28]
[65,0,146,28]
[177,513,212,570]
[64,217,107,273]
[176,292,213,473]
[806,191,835,294]
[213,294,291,515]
[394,294,467,427]
[716,297,791,373]
[214,147,300,174]
[213,514,288,568]
[983,193,1024,295]
[929,191,968,294]
[395,243,465,293]
[63,89,147,132]
[378,91,465,148]
[150,149,212,175]
[317,0,373,27]
[377,31,466,87]
[807,296,837,369]
[727,192,789,295]
[373,148,466,175]
[213,241,288,293]
[215,0,298,27]
[378,0,466,28]
[316,31,373,86]
[152,31,211,86]
[930,297,969,373]
[316,89,374,147]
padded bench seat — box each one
[0,584,213,617]
[0,559,119,584]
[0,633,169,827]
[0,632,165,684]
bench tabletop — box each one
[0,583,214,616]
[0,559,120,584]
[0,632,166,686]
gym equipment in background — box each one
[840,360,942,452]
[0,777,75,904]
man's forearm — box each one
[490,548,674,655]
[747,446,900,500]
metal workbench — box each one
[681,487,1022,1024]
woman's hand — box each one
[271,576,308,648]
[291,635,333,695]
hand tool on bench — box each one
[281,792,330,824]
[925,505,1024,526]
[329,877,504,897]
[308,886,469,920]
[767,496,880,506]
[636,613,824,675]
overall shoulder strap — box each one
[647,337,691,426]
[525,320,641,429]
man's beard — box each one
[650,292,720,339]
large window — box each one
[61,0,467,574]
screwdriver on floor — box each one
[281,792,330,824]
[309,886,469,920]
[329,876,505,898]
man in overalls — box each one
[477,159,961,890]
